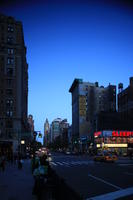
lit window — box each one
[6,99,13,107]
[8,48,14,55]
[6,111,13,117]
[7,36,13,43]
[7,24,14,32]
[7,58,14,64]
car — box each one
[122,152,128,157]
[94,152,117,162]
[94,153,105,162]
[65,151,71,155]
[104,154,117,162]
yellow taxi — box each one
[94,152,117,162]
[94,153,105,162]
[104,153,117,162]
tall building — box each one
[0,14,28,154]
[69,79,116,144]
[51,118,62,141]
[118,77,133,121]
[43,118,50,146]
[28,114,34,133]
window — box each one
[8,48,14,55]
[6,79,13,87]
[6,111,13,117]
[6,68,13,76]
[6,99,13,107]
[7,58,14,64]
[6,89,13,95]
[7,36,13,43]
[7,24,14,32]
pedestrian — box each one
[32,155,50,199]
[18,158,23,169]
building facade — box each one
[28,114,34,133]
[51,118,62,142]
[43,118,50,146]
[69,79,116,148]
[0,14,29,154]
[118,77,133,121]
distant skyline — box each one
[0,0,133,140]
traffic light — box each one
[38,132,42,138]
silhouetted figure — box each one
[18,159,23,169]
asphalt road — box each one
[50,153,133,199]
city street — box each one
[50,152,133,199]
[0,154,133,200]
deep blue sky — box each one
[0,0,133,139]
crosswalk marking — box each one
[50,160,94,167]
[50,162,57,166]
[50,160,133,168]
[56,162,64,165]
[61,162,71,167]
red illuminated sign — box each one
[112,131,133,137]
[94,131,102,137]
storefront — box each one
[94,130,133,155]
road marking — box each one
[86,186,133,200]
[70,161,79,165]
[88,174,122,190]
[74,161,83,165]
[56,162,64,166]
[61,162,71,167]
[51,160,98,167]
[50,162,57,166]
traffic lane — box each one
[53,164,117,199]
[51,162,133,199]
[87,162,133,189]
[51,153,92,162]
[51,153,133,189]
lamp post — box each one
[32,131,37,173]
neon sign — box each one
[94,131,102,137]
[112,131,133,137]
[94,130,133,137]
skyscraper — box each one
[43,118,50,146]
[0,14,28,154]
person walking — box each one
[32,155,50,199]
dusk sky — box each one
[0,0,133,140]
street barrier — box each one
[42,167,83,200]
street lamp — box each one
[20,140,25,156]
[32,131,37,173]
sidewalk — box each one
[0,159,36,200]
